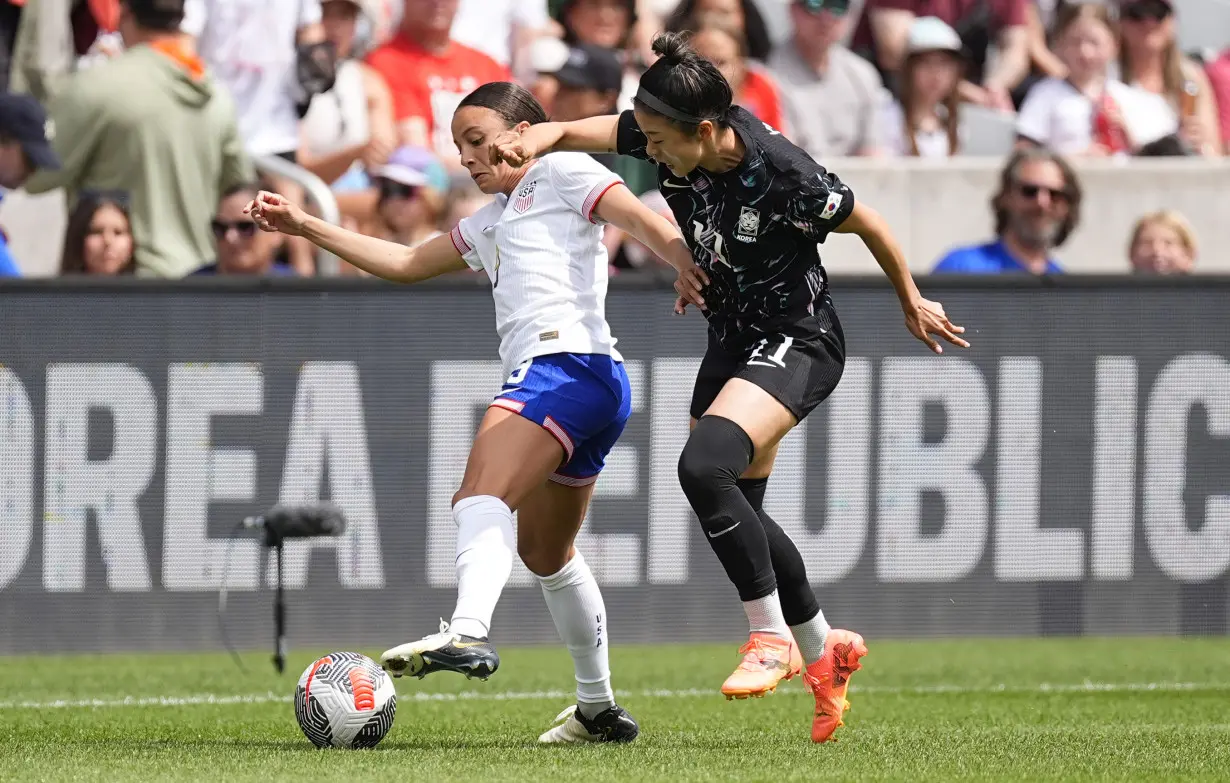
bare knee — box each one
[518,538,572,577]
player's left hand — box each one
[904,298,969,354]
[673,264,708,314]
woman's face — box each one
[632,109,710,177]
[690,29,745,91]
[1119,1,1174,55]
[321,0,359,59]
[1131,221,1193,274]
[909,50,961,105]
[452,106,526,195]
[694,0,744,32]
[1057,16,1115,82]
[82,203,133,275]
[565,0,631,49]
[378,179,431,234]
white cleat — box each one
[379,619,500,680]
[537,704,640,744]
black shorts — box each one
[689,300,846,422]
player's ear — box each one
[696,120,715,143]
[513,120,533,135]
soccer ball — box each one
[294,652,397,749]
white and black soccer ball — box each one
[294,651,397,749]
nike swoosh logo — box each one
[662,180,691,188]
[453,640,488,649]
[707,522,740,538]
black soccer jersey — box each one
[616,106,855,351]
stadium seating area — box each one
[0,0,1227,278]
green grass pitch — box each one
[2,638,1229,782]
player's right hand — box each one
[490,130,536,167]
[245,191,309,237]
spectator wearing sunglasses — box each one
[372,145,446,251]
[193,183,297,276]
[768,0,887,159]
[933,148,1080,274]
[1116,0,1220,156]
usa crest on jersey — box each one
[513,180,538,214]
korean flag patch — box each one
[820,191,843,221]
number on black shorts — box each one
[746,335,794,369]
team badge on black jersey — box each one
[736,207,760,243]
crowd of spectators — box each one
[0,0,1224,280]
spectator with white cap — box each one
[880,16,964,157]
[0,91,61,276]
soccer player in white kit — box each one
[247,82,707,744]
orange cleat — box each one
[720,632,804,700]
[803,628,868,743]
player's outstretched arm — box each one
[834,201,971,354]
[592,183,708,312]
[246,191,467,283]
[491,116,621,167]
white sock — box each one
[790,612,830,666]
[536,551,614,719]
[743,590,791,637]
[449,495,514,639]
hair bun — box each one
[651,31,694,64]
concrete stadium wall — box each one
[3,158,1228,277]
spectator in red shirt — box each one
[852,0,1029,111]
[689,20,788,134]
[366,0,509,159]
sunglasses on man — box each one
[211,219,258,240]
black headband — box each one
[634,87,704,125]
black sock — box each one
[736,477,821,627]
[678,417,775,601]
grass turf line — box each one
[1,638,1228,782]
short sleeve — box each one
[616,110,652,161]
[450,215,484,271]
[787,162,856,243]
[548,154,624,225]
[1015,80,1054,145]
[298,0,323,28]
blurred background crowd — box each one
[0,0,1225,280]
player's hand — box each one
[490,130,537,167]
[672,263,708,314]
[904,298,969,354]
[245,191,310,237]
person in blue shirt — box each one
[0,93,63,277]
[191,183,298,276]
[933,149,1081,275]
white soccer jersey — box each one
[449,153,625,373]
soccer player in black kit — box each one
[493,31,969,743]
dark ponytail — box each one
[634,32,733,133]
[457,82,549,128]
